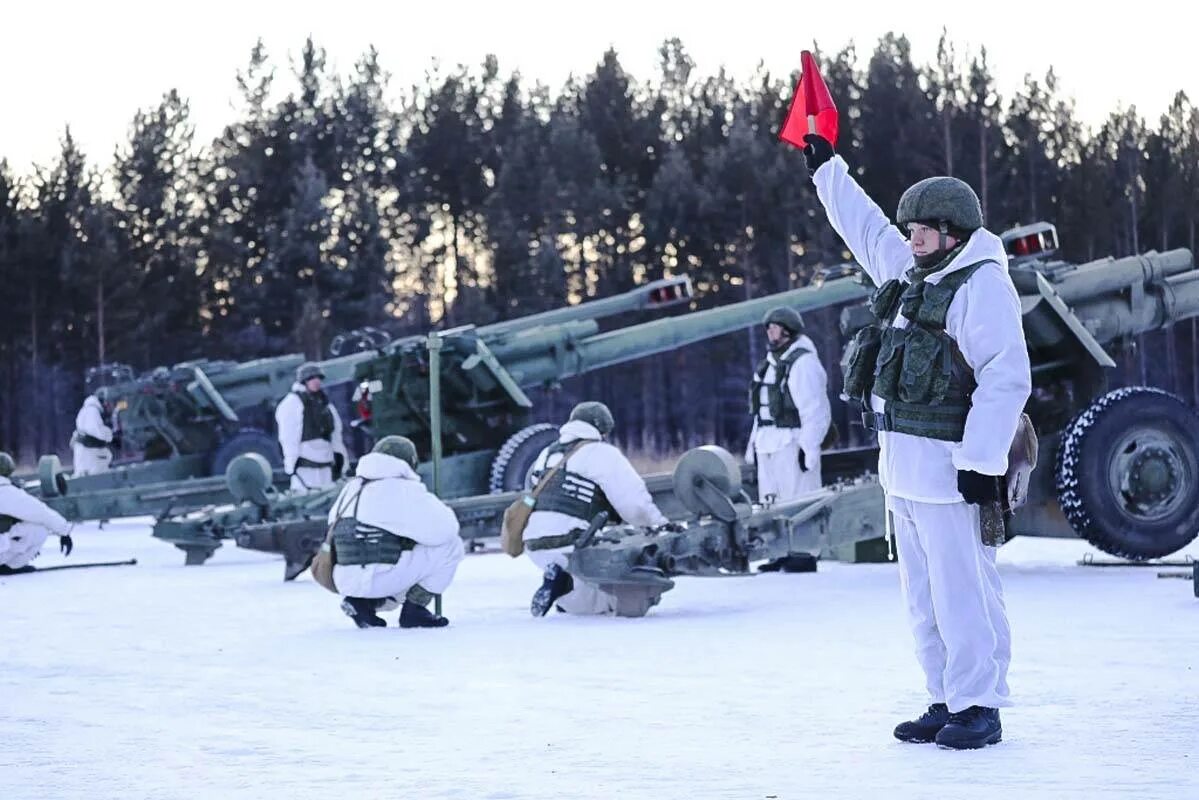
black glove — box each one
[798,448,808,473]
[656,521,686,533]
[957,470,1000,505]
[332,452,345,481]
[60,534,74,557]
[802,133,834,175]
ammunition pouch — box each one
[840,325,882,401]
[841,278,904,403]
[871,326,906,401]
[332,518,417,566]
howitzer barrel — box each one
[314,350,380,387]
[505,276,869,385]
[1074,269,1199,342]
[1050,249,1194,305]
[198,355,306,409]
[478,276,693,339]
[484,320,600,364]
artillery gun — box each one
[33,277,696,520]
[148,221,1199,579]
[151,274,875,568]
[1002,223,1199,559]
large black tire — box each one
[209,429,283,477]
[1056,386,1199,560]
[488,424,559,493]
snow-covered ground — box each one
[2,520,1196,800]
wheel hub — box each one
[1110,431,1190,520]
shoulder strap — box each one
[327,477,373,541]
[528,440,590,500]
[912,259,997,329]
[778,346,811,367]
[350,478,372,516]
[934,259,994,292]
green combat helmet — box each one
[296,362,325,383]
[0,451,14,478]
[763,307,805,335]
[569,401,615,437]
[896,176,984,233]
[372,435,419,470]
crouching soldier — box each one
[524,402,668,616]
[0,452,76,574]
[329,436,464,629]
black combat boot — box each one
[935,706,1002,750]
[893,703,950,743]
[341,596,387,629]
[399,600,450,628]
[757,553,818,573]
[530,563,574,617]
[0,565,38,575]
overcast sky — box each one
[2,1,1192,175]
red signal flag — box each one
[778,50,839,148]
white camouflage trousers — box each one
[290,466,333,492]
[890,496,1012,713]
[756,442,821,504]
[0,522,50,569]
[333,537,465,600]
[526,545,616,615]
[72,444,112,476]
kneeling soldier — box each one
[329,436,464,629]
[523,402,668,616]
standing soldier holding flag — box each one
[783,52,1031,750]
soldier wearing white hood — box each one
[0,452,76,574]
[275,362,349,492]
[328,435,464,629]
[523,402,668,617]
[71,390,116,476]
[745,306,832,502]
[803,133,1031,749]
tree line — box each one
[2,32,1197,463]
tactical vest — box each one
[298,390,336,443]
[0,514,16,534]
[841,260,992,442]
[748,346,811,428]
[330,479,418,566]
[529,441,617,523]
